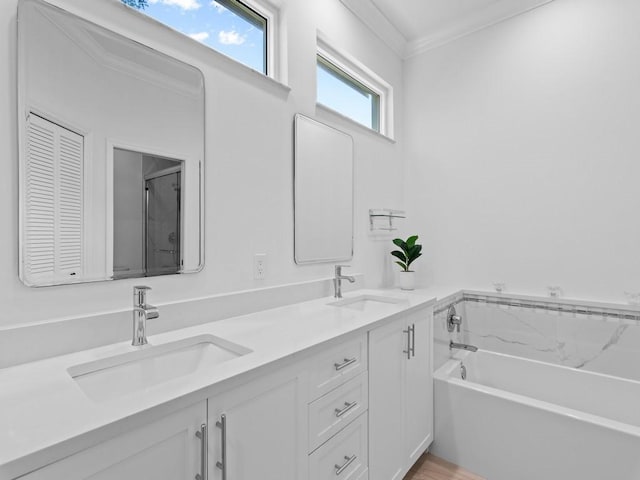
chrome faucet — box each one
[132,286,159,346]
[333,265,355,299]
[450,341,478,352]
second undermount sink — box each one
[68,334,252,402]
[329,294,407,311]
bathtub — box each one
[433,350,640,480]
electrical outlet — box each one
[254,253,267,280]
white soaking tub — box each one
[433,350,640,480]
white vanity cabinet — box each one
[206,368,307,480]
[18,402,207,480]
[7,296,436,480]
[368,306,433,480]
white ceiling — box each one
[340,0,554,57]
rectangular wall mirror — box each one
[294,114,353,264]
[18,0,205,286]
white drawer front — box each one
[309,371,368,453]
[308,334,367,400]
[309,412,368,480]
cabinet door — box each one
[20,402,206,480]
[208,371,306,480]
[368,317,406,480]
[404,308,433,465]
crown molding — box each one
[341,0,555,60]
[339,0,407,58]
[404,0,555,58]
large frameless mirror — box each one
[18,0,205,286]
[294,114,353,264]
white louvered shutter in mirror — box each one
[23,114,84,284]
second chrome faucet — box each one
[132,286,159,346]
[333,265,355,299]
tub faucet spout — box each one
[450,341,478,352]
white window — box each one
[126,0,278,77]
[316,37,393,137]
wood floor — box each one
[404,453,486,480]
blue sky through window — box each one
[133,0,379,132]
[317,64,376,130]
[142,0,265,73]
[317,56,380,131]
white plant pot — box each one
[399,271,416,291]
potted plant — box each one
[391,235,422,290]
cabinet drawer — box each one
[309,371,368,452]
[308,334,367,400]
[309,412,368,480]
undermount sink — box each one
[68,334,252,402]
[329,294,407,311]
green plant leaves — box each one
[391,250,407,271]
[390,235,422,271]
[390,250,406,261]
[392,238,406,249]
[395,261,408,271]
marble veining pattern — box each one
[457,293,640,381]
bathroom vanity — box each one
[0,290,434,480]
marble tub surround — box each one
[456,291,640,382]
[0,288,435,479]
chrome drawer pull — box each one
[215,414,227,480]
[334,401,358,418]
[335,454,357,475]
[195,423,208,480]
[334,357,356,371]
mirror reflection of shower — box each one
[113,148,183,279]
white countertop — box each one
[0,288,436,479]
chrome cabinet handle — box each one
[410,323,416,358]
[215,414,227,480]
[403,326,411,359]
[334,401,358,418]
[403,324,416,359]
[195,423,208,480]
[334,357,356,371]
[335,454,357,475]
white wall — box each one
[0,0,405,327]
[405,0,640,303]
[113,149,144,276]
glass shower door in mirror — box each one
[113,148,183,279]
[145,169,181,276]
